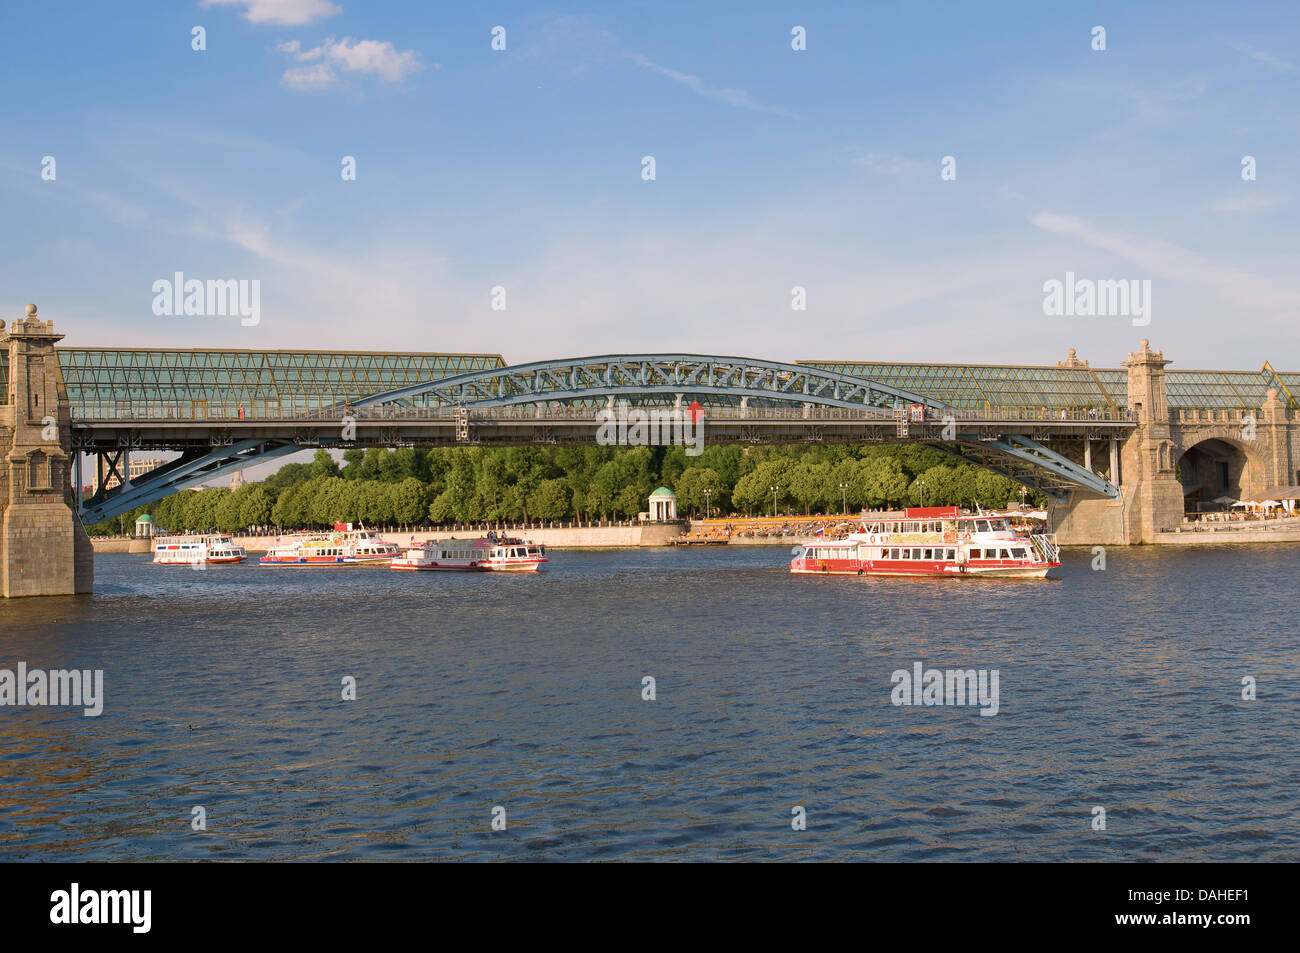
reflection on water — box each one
[0,545,1297,860]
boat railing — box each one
[1029,533,1059,563]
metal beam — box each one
[79,439,301,524]
[352,354,954,414]
[932,433,1120,502]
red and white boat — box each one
[789,506,1060,578]
[390,535,548,572]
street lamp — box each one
[703,487,712,520]
[770,485,780,518]
[917,479,927,508]
[839,482,850,515]
[1019,485,1028,510]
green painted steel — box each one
[800,360,1300,411]
[3,349,1289,414]
[49,348,505,418]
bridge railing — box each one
[1169,407,1275,424]
[72,401,1137,424]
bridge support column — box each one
[1259,388,1293,487]
[1120,339,1184,542]
[1,306,94,597]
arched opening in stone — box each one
[1176,438,1253,514]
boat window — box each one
[1012,548,1026,558]
[923,548,933,559]
[998,548,1010,559]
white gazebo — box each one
[648,487,677,521]
[134,514,156,537]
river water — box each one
[1,545,1296,861]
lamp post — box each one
[1019,485,1028,510]
[839,482,849,515]
[770,485,780,518]
[704,487,712,520]
[917,479,927,508]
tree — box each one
[674,467,725,516]
[239,485,272,529]
[392,478,428,525]
[309,449,340,480]
[529,478,571,520]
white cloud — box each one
[625,52,794,117]
[1228,40,1296,72]
[326,38,422,81]
[1209,192,1290,214]
[202,0,342,27]
[276,36,424,90]
[848,148,929,177]
[282,62,335,91]
[275,40,323,61]
[1029,209,1300,319]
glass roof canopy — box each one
[22,348,505,419]
[801,361,1300,411]
[1,348,1295,415]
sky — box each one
[1,0,1298,372]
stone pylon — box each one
[1,305,94,596]
[1121,339,1185,542]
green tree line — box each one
[86,444,1042,535]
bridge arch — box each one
[1174,435,1265,511]
[352,354,953,414]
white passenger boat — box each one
[390,535,548,572]
[153,534,246,565]
[790,506,1060,578]
[259,524,401,566]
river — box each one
[1,545,1296,861]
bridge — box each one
[4,303,1300,595]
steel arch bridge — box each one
[76,353,1120,523]
[352,354,955,412]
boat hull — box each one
[389,559,546,572]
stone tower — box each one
[1,305,94,596]
[1121,339,1185,542]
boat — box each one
[153,533,247,565]
[390,535,548,572]
[259,524,402,566]
[789,506,1060,578]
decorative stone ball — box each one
[26,304,37,316]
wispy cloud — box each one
[1228,40,1296,72]
[1029,210,1300,315]
[1209,192,1290,214]
[275,37,426,90]
[625,52,794,117]
[847,148,929,177]
[1061,76,1210,125]
[202,0,342,27]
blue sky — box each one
[1,0,1297,370]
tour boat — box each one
[390,536,548,572]
[153,534,246,565]
[259,524,402,566]
[789,506,1060,578]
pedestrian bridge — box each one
[46,351,1146,522]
